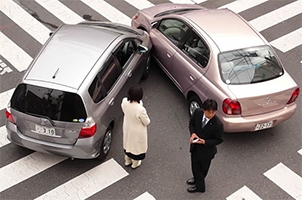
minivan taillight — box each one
[79,117,97,138]
[223,98,241,115]
[5,107,16,124]
[287,88,300,104]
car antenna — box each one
[52,68,60,79]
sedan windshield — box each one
[219,46,284,84]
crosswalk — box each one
[0,0,301,199]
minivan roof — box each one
[183,9,265,52]
[25,24,120,90]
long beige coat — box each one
[121,97,150,155]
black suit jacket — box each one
[189,108,224,160]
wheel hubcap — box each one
[190,101,200,116]
[103,130,112,155]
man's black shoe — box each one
[187,186,205,193]
[186,178,195,185]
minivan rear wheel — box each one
[188,95,202,117]
[97,127,112,160]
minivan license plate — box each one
[255,121,273,131]
[35,125,56,136]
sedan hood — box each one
[227,73,298,117]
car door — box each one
[150,18,189,76]
[171,30,210,92]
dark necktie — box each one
[202,118,207,129]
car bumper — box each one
[219,103,297,133]
[6,121,102,159]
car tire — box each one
[97,126,112,160]
[141,55,151,80]
[188,95,202,117]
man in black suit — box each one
[187,99,224,193]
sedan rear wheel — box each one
[97,127,112,160]
[188,95,202,117]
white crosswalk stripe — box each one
[0,0,301,199]
[264,163,302,200]
[35,158,129,200]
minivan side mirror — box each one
[138,45,148,54]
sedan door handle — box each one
[189,75,195,81]
[167,53,171,58]
[109,98,115,106]
[127,70,132,77]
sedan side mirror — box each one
[151,21,159,29]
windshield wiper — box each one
[25,112,56,126]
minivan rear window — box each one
[11,84,87,122]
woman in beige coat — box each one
[121,85,150,169]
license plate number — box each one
[34,125,56,136]
[255,121,273,130]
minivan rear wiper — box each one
[25,112,56,126]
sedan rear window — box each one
[219,46,284,85]
[11,84,87,122]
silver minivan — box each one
[5,21,152,159]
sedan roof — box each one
[183,9,265,52]
[25,24,120,89]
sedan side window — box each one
[181,31,210,68]
[158,19,189,45]
[89,57,122,103]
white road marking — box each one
[298,149,302,156]
[0,0,50,44]
[0,125,10,148]
[35,158,128,200]
[134,192,156,200]
[0,32,32,72]
[249,0,302,32]
[270,27,302,53]
[219,0,268,13]
[264,163,302,200]
[125,0,154,10]
[0,152,67,192]
[226,185,262,200]
[0,88,14,111]
[35,0,83,24]
[191,0,207,4]
[81,0,131,25]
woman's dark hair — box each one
[203,99,218,111]
[127,85,143,103]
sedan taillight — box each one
[223,98,241,115]
[79,117,97,138]
[286,88,300,104]
[5,108,16,124]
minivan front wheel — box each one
[188,95,202,117]
[97,127,112,160]
[141,55,151,80]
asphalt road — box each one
[0,0,301,199]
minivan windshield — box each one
[11,84,87,122]
[219,45,284,84]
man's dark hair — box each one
[203,99,218,111]
[127,85,143,103]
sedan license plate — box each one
[255,121,273,131]
[34,125,57,137]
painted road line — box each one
[35,0,83,24]
[191,0,207,3]
[0,58,13,76]
[226,185,262,200]
[249,0,302,32]
[264,162,302,200]
[0,32,32,72]
[0,88,14,111]
[219,0,268,13]
[125,0,154,10]
[81,0,131,25]
[270,27,302,53]
[0,152,66,192]
[35,158,128,200]
[298,149,302,156]
[168,0,194,4]
[0,0,50,44]
[134,192,156,200]
[0,125,10,148]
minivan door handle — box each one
[109,98,115,106]
[127,70,132,77]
